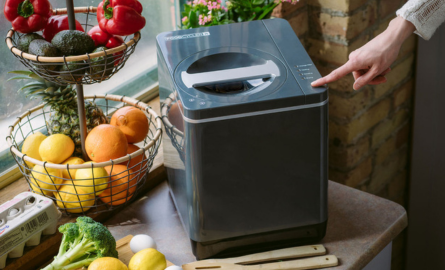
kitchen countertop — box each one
[104,180,407,270]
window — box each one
[0,0,176,184]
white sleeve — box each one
[396,0,445,40]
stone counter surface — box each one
[105,180,407,270]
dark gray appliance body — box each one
[157,19,328,259]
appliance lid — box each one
[157,19,327,121]
[174,47,290,104]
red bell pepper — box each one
[88,25,123,48]
[4,0,52,33]
[88,25,124,65]
[97,0,146,36]
[43,15,85,42]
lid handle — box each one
[181,60,280,88]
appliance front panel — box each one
[185,104,328,242]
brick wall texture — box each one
[273,1,416,269]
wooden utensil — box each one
[183,256,338,270]
[189,245,326,266]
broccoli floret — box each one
[42,217,118,270]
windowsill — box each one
[0,96,166,270]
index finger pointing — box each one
[311,61,357,87]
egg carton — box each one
[0,192,61,269]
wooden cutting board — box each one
[73,235,174,269]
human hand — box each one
[311,16,415,90]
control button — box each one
[295,63,313,68]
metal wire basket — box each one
[161,93,185,163]
[6,95,162,215]
[5,6,140,85]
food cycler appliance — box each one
[157,19,328,259]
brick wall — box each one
[273,1,416,269]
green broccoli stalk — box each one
[42,216,118,270]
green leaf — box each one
[8,70,33,76]
[257,2,278,19]
[248,13,256,20]
[189,10,198,27]
[28,74,46,83]
[25,89,46,96]
[252,0,265,5]
[7,76,31,82]
[19,82,44,91]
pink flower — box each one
[182,16,188,22]
[217,4,220,9]
[284,0,300,4]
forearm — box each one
[396,0,445,40]
[384,16,416,48]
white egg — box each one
[130,234,158,253]
[166,266,183,270]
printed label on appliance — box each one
[166,32,210,41]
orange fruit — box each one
[119,144,146,179]
[85,124,128,163]
[110,106,149,143]
[100,165,137,206]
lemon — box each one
[88,257,128,270]
[74,162,109,195]
[61,157,85,179]
[54,183,95,213]
[22,132,47,168]
[30,165,63,196]
[128,248,166,270]
[39,134,75,164]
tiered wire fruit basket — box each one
[161,93,185,163]
[5,6,139,85]
[5,1,162,215]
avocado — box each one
[51,30,96,56]
[28,39,61,71]
[59,60,85,83]
[88,46,115,80]
[17,33,44,53]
